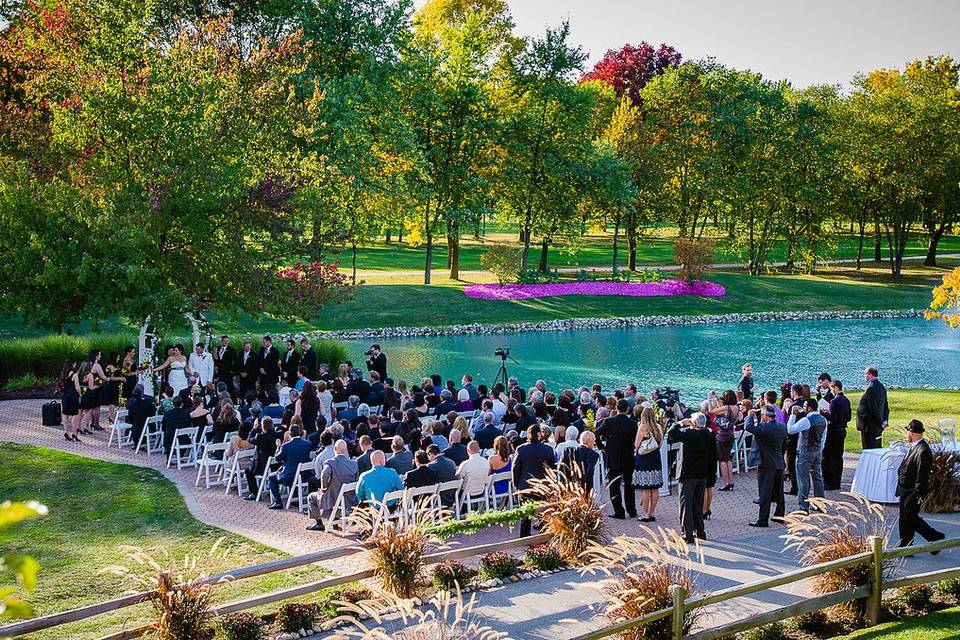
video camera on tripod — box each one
[494,347,511,359]
[654,387,681,409]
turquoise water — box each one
[343,317,960,398]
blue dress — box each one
[492,459,513,494]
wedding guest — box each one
[258,335,281,396]
[59,360,81,442]
[857,366,889,450]
[513,426,555,537]
[667,413,712,544]
[237,340,258,399]
[306,439,358,531]
[896,420,945,550]
[633,407,663,522]
[267,424,312,509]
[299,338,317,381]
[746,405,788,527]
[404,450,438,489]
[822,379,851,490]
[596,399,638,520]
[213,336,237,396]
[386,435,413,476]
[127,383,156,445]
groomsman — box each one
[238,340,259,398]
[258,335,281,394]
[188,342,214,386]
[299,338,317,381]
[282,339,301,387]
[213,335,237,394]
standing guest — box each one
[101,352,124,424]
[563,431,601,494]
[856,366,889,450]
[188,343,214,386]
[404,450,438,488]
[267,424,312,509]
[782,384,804,495]
[633,407,664,523]
[739,363,755,400]
[386,435,413,476]
[299,339,317,381]
[710,390,740,492]
[59,360,81,442]
[667,413,712,544]
[513,426,556,537]
[555,426,579,460]
[258,336,281,396]
[316,380,333,424]
[896,420,946,550]
[356,450,404,507]
[816,373,834,402]
[457,441,489,500]
[365,344,388,380]
[213,336,237,395]
[86,350,109,430]
[822,379,851,490]
[77,360,98,434]
[305,439,358,531]
[595,399,638,520]
[120,346,138,401]
[788,399,827,513]
[282,339,300,387]
[331,364,351,403]
[295,381,320,434]
[746,405,788,527]
[236,340,258,399]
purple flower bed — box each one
[464,280,726,301]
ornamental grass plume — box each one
[101,539,233,640]
[349,504,445,598]
[327,586,506,640]
[580,528,700,640]
[781,495,894,619]
[882,424,960,513]
[522,466,606,565]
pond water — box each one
[342,317,960,399]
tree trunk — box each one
[398,227,403,243]
[611,216,620,273]
[925,224,946,267]
[351,238,358,285]
[627,227,637,271]
[385,228,392,244]
[448,226,460,280]
[423,202,433,285]
[873,218,882,263]
[520,208,533,272]
[538,238,550,273]
[310,212,322,260]
[855,217,866,270]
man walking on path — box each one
[897,419,945,551]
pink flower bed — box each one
[464,280,726,301]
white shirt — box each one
[555,439,578,459]
[457,453,490,497]
[787,412,827,452]
[490,399,507,423]
[188,351,214,385]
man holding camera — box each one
[365,344,387,380]
[667,413,713,543]
[746,405,787,527]
[787,398,827,513]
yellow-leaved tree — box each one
[926,267,960,328]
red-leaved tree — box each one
[269,261,355,322]
[582,42,682,105]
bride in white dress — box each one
[153,344,192,395]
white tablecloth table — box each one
[851,447,906,504]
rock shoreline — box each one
[315,309,924,341]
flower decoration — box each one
[463,279,726,301]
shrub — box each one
[477,552,521,581]
[782,495,892,619]
[0,332,132,383]
[922,442,960,513]
[218,612,264,640]
[673,238,715,283]
[481,244,522,286]
[740,622,786,640]
[431,560,475,591]
[937,578,960,602]
[1,374,52,391]
[895,583,934,613]
[523,468,605,565]
[788,609,827,633]
[524,544,563,572]
[276,603,320,633]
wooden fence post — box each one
[670,584,686,640]
[867,535,883,626]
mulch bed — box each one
[0,385,57,401]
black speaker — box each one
[42,401,62,427]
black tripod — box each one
[491,349,519,389]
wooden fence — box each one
[569,535,960,640]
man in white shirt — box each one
[489,391,507,423]
[555,426,579,459]
[456,441,490,498]
[787,399,827,512]
[188,342,214,386]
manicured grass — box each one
[0,443,328,640]
[843,389,960,454]
[832,605,960,639]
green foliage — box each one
[673,238,716,283]
[524,544,563,571]
[276,603,320,633]
[938,578,960,602]
[431,502,536,539]
[517,269,561,284]
[0,500,46,621]
[481,244,523,286]
[431,560,475,591]
[740,622,787,640]
[0,374,52,392]
[218,612,264,640]
[788,609,828,633]
[476,552,521,580]
[895,583,934,613]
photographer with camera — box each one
[787,398,827,513]
[666,412,714,543]
[365,344,387,381]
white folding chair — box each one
[371,489,406,535]
[254,455,276,502]
[404,484,440,524]
[436,479,463,520]
[487,472,515,510]
[326,481,358,534]
[135,415,164,455]
[223,449,256,496]
[195,442,228,488]
[457,410,477,421]
[461,475,494,515]
[222,430,238,444]
[332,402,349,413]
[368,405,382,416]
[938,419,958,449]
[731,430,746,475]
[167,428,199,469]
[284,462,313,512]
[107,409,133,448]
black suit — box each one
[896,439,944,548]
[214,345,237,390]
[823,393,851,490]
[512,440,556,537]
[444,443,469,466]
[281,349,300,387]
[404,465,438,488]
[561,445,601,492]
[746,419,787,525]
[667,425,712,538]
[595,413,638,518]
[127,395,156,444]
[259,346,281,393]
[161,407,192,454]
[856,379,889,450]
[300,346,317,381]
[237,349,259,398]
[366,352,387,380]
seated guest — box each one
[356,435,375,474]
[157,385,175,415]
[382,378,401,410]
[237,391,257,422]
[455,389,474,412]
[434,389,457,417]
[444,429,469,466]
[161,395,192,454]
[267,424,313,509]
[404,450,438,488]
[386,435,414,476]
[347,369,371,406]
[224,422,254,474]
[261,391,284,421]
[555,425,579,459]
[305,439,358,531]
[284,388,299,417]
[337,395,360,423]
[400,409,422,445]
[352,403,371,431]
[127,384,156,445]
[356,450,404,507]
[189,395,213,441]
[368,371,385,406]
[312,428,335,474]
[243,416,283,499]
[457,441,489,499]
[473,412,501,450]
[469,399,494,432]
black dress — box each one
[101,367,121,406]
[61,375,80,416]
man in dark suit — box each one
[513,426,556,537]
[746,405,788,527]
[896,420,945,550]
[433,389,456,417]
[443,429,469,466]
[161,395,192,454]
[823,379,852,490]
[237,340,259,399]
[258,335,281,396]
[299,338,317,381]
[404,450,438,488]
[426,444,458,507]
[856,365,889,450]
[386,436,414,476]
[127,384,156,445]
[267,424,313,509]
[368,371,386,406]
[561,430,601,492]
[365,344,387,380]
[667,413,713,543]
[282,339,300,387]
[356,435,375,475]
[213,335,237,396]
[473,413,502,450]
[595,398,638,519]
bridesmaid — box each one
[120,346,138,402]
[88,349,108,431]
[59,360,81,442]
[77,360,97,435]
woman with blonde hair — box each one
[633,406,664,522]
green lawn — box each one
[0,443,333,640]
[843,389,960,454]
[831,606,960,639]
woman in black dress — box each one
[101,352,124,425]
[120,346,138,401]
[59,360,81,442]
[78,360,98,435]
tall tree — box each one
[581,41,681,106]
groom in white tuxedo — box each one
[188,342,214,386]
